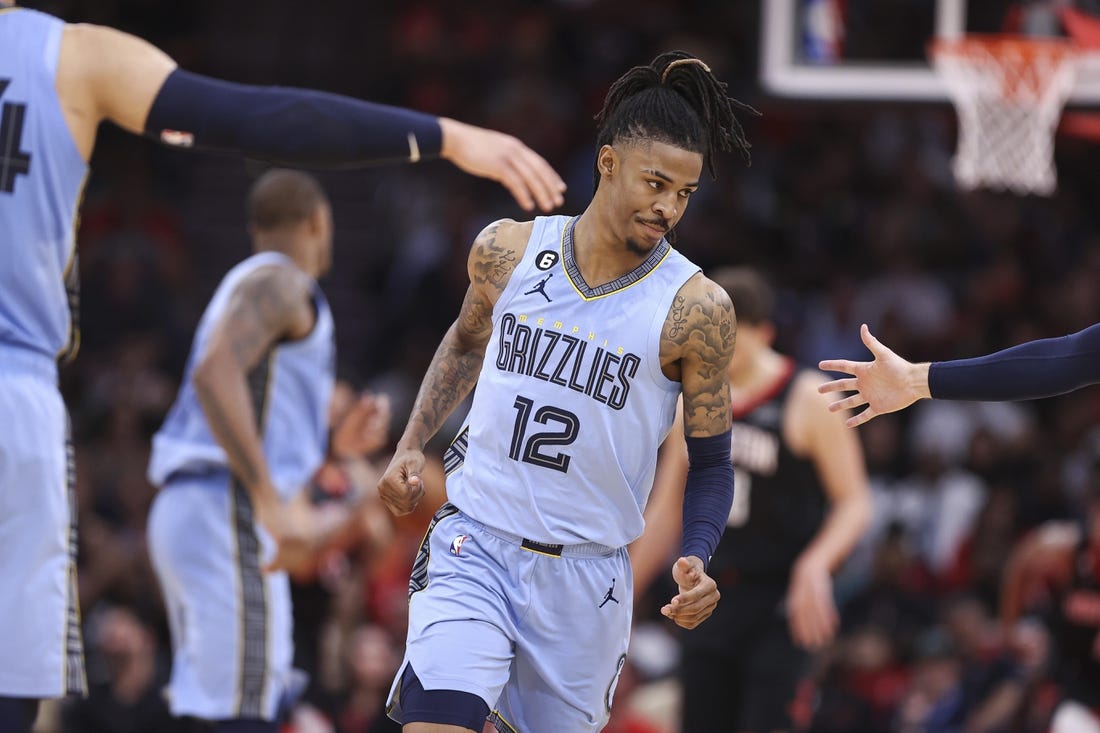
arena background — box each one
[25,1,1100,731]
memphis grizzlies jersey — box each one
[149,252,335,501]
[445,215,700,548]
[0,8,86,363]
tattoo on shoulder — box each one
[227,266,311,366]
[470,221,518,296]
[664,280,737,435]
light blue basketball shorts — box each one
[387,503,633,733]
[0,351,84,698]
[147,472,293,722]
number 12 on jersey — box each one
[508,395,580,474]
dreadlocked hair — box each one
[593,50,758,189]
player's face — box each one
[601,141,702,256]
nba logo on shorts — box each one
[450,534,470,556]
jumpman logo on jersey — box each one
[599,578,619,608]
[523,272,553,302]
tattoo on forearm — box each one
[406,279,495,447]
[405,327,486,447]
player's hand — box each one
[817,324,931,428]
[661,556,719,630]
[258,498,317,575]
[438,118,566,213]
[376,447,426,516]
[330,392,391,460]
[786,557,838,650]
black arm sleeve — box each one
[680,430,735,568]
[144,69,443,168]
[929,323,1100,401]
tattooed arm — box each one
[192,263,314,535]
[660,273,737,437]
[654,273,737,629]
[377,218,532,516]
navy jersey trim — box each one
[231,351,274,718]
[443,427,469,476]
[63,417,86,695]
[408,502,460,597]
[561,216,671,300]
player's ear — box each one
[597,145,618,179]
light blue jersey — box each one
[0,7,87,365]
[148,252,335,500]
[445,215,699,548]
[0,7,87,699]
[390,216,699,732]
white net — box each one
[930,36,1078,196]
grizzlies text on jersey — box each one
[444,214,700,548]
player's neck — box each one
[729,347,788,399]
[571,210,651,287]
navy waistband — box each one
[455,507,619,558]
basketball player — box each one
[817,323,1100,425]
[631,267,871,733]
[999,486,1100,733]
[375,51,756,733]
[0,4,564,730]
[147,169,370,733]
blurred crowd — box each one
[26,0,1100,731]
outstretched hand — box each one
[439,118,566,213]
[817,324,931,428]
[661,556,720,630]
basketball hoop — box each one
[930,35,1078,196]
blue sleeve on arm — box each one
[929,323,1100,401]
[680,430,734,569]
[144,69,443,168]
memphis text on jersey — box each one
[495,313,640,411]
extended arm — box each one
[819,323,1100,427]
[785,372,872,649]
[59,24,565,211]
[192,264,314,532]
[376,219,529,515]
[655,274,736,629]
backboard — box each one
[760,0,1100,104]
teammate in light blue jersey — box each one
[0,2,564,728]
[376,52,757,733]
[148,170,381,733]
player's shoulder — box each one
[664,273,735,338]
[235,258,312,298]
[676,272,734,315]
[468,218,535,292]
[471,218,534,253]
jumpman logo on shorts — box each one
[523,272,553,302]
[599,578,619,608]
